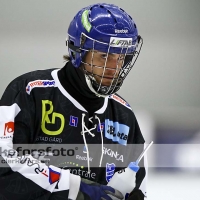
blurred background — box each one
[0,0,200,199]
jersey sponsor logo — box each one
[70,168,96,180]
[36,167,60,184]
[76,155,93,162]
[0,104,20,139]
[115,29,128,33]
[60,164,96,180]
[41,100,65,135]
[109,94,132,110]
[26,80,55,94]
[36,136,62,143]
[97,122,105,132]
[106,163,116,182]
[48,167,60,184]
[4,121,14,136]
[105,119,129,146]
[103,147,124,162]
[69,116,78,127]
[110,37,132,47]
[83,146,124,162]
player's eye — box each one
[100,54,108,59]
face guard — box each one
[67,3,143,96]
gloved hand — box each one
[126,189,145,200]
[80,181,124,200]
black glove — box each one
[126,189,145,200]
[80,181,124,200]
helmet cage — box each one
[67,33,143,96]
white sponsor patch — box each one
[109,94,132,110]
[110,37,132,47]
[26,80,55,94]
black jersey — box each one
[0,67,147,199]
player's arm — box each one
[0,77,80,200]
[128,115,147,199]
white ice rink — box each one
[148,170,200,200]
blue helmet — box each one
[67,3,143,96]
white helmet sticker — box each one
[110,37,132,47]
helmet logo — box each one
[110,37,132,47]
[115,29,128,33]
[81,10,92,32]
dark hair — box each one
[63,55,71,62]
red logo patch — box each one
[49,168,60,184]
[4,122,14,136]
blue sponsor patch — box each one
[105,119,129,146]
[106,163,116,182]
[69,116,78,127]
[97,122,105,132]
[48,167,60,184]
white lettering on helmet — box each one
[115,29,128,33]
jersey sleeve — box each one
[0,76,80,200]
[130,115,148,199]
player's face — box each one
[83,50,125,86]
